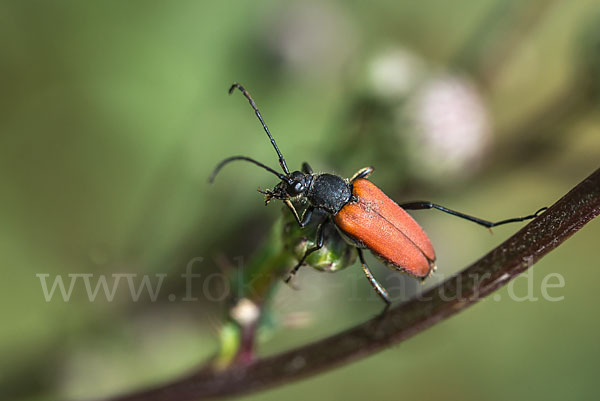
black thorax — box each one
[306,173,352,214]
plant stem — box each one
[102,167,600,401]
[213,217,292,367]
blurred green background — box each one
[2,0,600,400]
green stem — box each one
[214,217,292,368]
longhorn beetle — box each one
[210,83,546,305]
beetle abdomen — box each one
[334,178,436,278]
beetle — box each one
[210,83,546,305]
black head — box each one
[286,170,312,197]
[209,83,311,205]
[259,170,312,204]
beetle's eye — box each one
[294,182,303,192]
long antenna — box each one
[229,83,290,175]
[209,156,292,184]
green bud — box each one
[281,205,356,272]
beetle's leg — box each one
[299,206,314,227]
[284,201,314,228]
[350,166,374,182]
[283,199,302,225]
[302,162,313,174]
[357,249,391,306]
[398,201,547,229]
[284,220,325,284]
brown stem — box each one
[103,167,600,401]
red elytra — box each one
[334,178,436,278]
